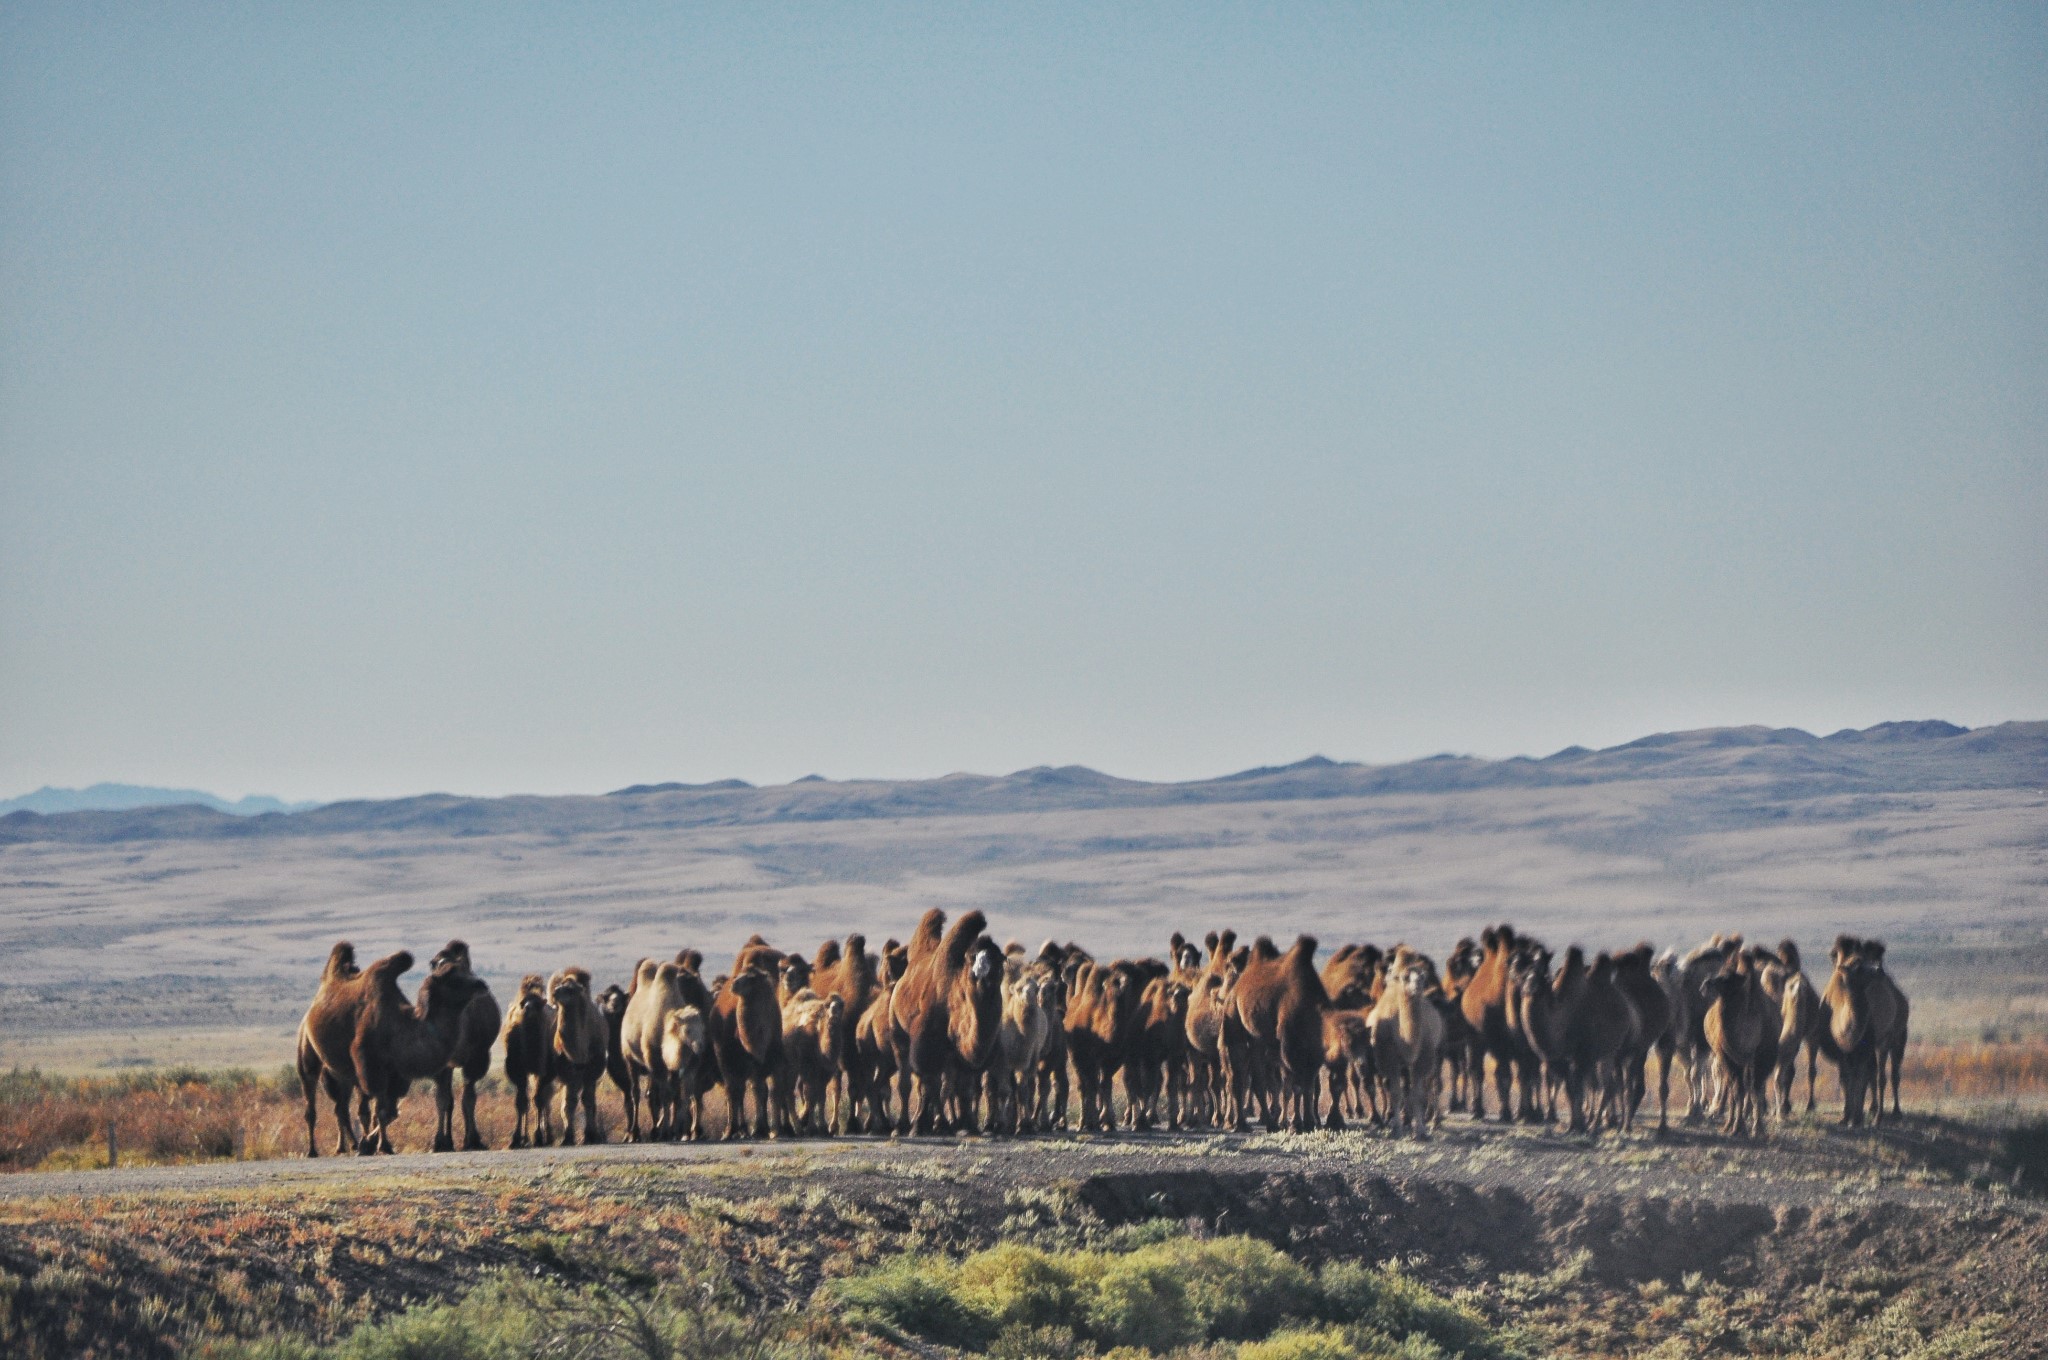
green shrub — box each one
[954,1243,1082,1333]
[1237,1325,1369,1360]
[1083,1250,1200,1352]
[828,1253,993,1349]
[1137,1236,1318,1341]
[1316,1263,1498,1359]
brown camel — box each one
[1368,949,1445,1137]
[1819,935,1903,1127]
[712,966,783,1139]
[500,974,552,1148]
[809,934,880,1133]
[1439,937,1485,1114]
[546,968,609,1146]
[1129,975,1191,1131]
[1612,943,1677,1131]
[887,909,1002,1135]
[418,940,500,1152]
[597,983,634,1138]
[1460,925,1541,1123]
[1674,933,1742,1121]
[1030,943,1074,1129]
[1759,940,1823,1117]
[778,983,846,1137]
[299,947,489,1155]
[296,942,367,1155]
[1064,958,1142,1132]
[1703,951,1777,1138]
[1230,935,1329,1132]
[1181,930,1237,1129]
[1861,940,1910,1120]
[990,969,1051,1134]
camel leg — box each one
[581,1079,603,1144]
[1805,1045,1818,1114]
[754,1073,776,1139]
[300,1066,323,1158]
[430,1072,456,1153]
[1889,1046,1904,1118]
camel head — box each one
[597,984,629,1025]
[780,955,813,1000]
[429,940,473,974]
[419,965,486,1019]
[1511,946,1552,999]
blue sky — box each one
[2,4,2042,799]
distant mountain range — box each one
[0,783,322,819]
[1,719,2041,846]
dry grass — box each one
[7,1041,2048,1174]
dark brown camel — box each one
[712,966,783,1139]
[418,940,499,1152]
[887,909,1000,1135]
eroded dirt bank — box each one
[0,1128,2042,1357]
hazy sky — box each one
[3,5,2043,801]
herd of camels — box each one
[296,911,1912,1156]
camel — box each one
[1820,935,1904,1127]
[990,970,1050,1134]
[1862,940,1910,1120]
[887,909,1003,1135]
[1758,940,1823,1117]
[296,942,368,1155]
[1439,938,1485,1114]
[418,940,500,1152]
[1230,935,1329,1132]
[712,965,783,1139]
[658,1001,710,1139]
[1030,944,1073,1130]
[809,935,880,1133]
[1612,944,1677,1131]
[1369,949,1445,1137]
[1323,1005,1378,1127]
[779,984,846,1137]
[1703,951,1777,1138]
[1674,934,1743,1122]
[298,946,490,1155]
[1064,958,1142,1132]
[1181,931,1237,1129]
[546,968,609,1146]
[846,940,910,1135]
[622,959,716,1140]
[500,974,552,1148]
[1129,975,1191,1131]
[596,983,635,1139]
[1459,925,1541,1123]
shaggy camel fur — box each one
[1065,958,1143,1132]
[1369,950,1445,1137]
[1439,938,1484,1114]
[1030,944,1074,1129]
[419,940,500,1152]
[1129,975,1191,1131]
[1820,935,1905,1127]
[546,968,609,1146]
[849,940,909,1135]
[779,985,846,1137]
[1675,934,1742,1122]
[1612,944,1677,1131]
[888,909,1003,1135]
[596,983,634,1138]
[296,942,366,1155]
[1230,935,1329,1133]
[299,947,489,1156]
[990,970,1051,1134]
[1515,947,1640,1135]
[500,974,552,1148]
[1459,925,1541,1123]
[1759,940,1823,1117]
[1862,940,1910,1121]
[713,966,784,1139]
[809,935,880,1133]
[658,1001,710,1139]
[1182,930,1237,1129]
[1322,1006,1378,1126]
[1703,951,1778,1138]
[622,959,716,1141]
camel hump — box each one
[635,958,660,986]
[846,933,867,957]
[1204,930,1220,955]
[942,910,988,968]
[1218,929,1238,956]
[813,939,842,969]
[1777,938,1802,971]
[1287,935,1319,965]
[1251,936,1280,961]
[323,941,359,981]
[677,949,705,973]
[908,909,947,964]
[368,950,415,981]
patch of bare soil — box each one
[0,1115,2044,1358]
